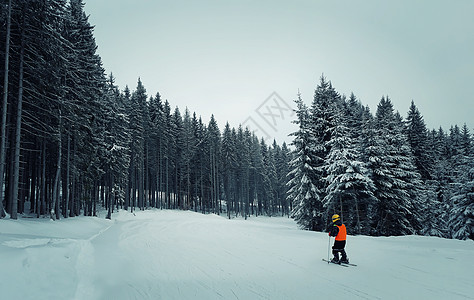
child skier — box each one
[328,214,349,264]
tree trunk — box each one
[41,140,46,216]
[166,157,169,209]
[93,180,98,216]
[0,0,12,218]
[209,150,213,213]
[145,142,149,208]
[130,155,135,212]
[124,158,130,211]
[35,151,40,217]
[200,162,204,214]
[138,150,144,210]
[158,144,163,209]
[11,24,26,220]
[69,137,77,217]
[51,111,62,220]
[64,133,70,218]
[107,172,114,219]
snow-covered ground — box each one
[1,209,473,300]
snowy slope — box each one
[0,209,473,300]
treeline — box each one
[0,0,291,221]
[289,76,473,240]
[2,1,472,240]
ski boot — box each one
[330,257,340,264]
[339,250,349,264]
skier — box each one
[328,214,349,264]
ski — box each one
[322,258,349,267]
[322,258,357,267]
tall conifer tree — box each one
[288,93,320,230]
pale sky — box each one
[84,0,474,145]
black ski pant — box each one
[332,240,347,260]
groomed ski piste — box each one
[1,209,473,300]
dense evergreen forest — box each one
[0,0,291,222]
[1,1,473,240]
[289,77,473,240]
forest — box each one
[289,77,473,240]
[1,0,473,240]
[0,0,291,222]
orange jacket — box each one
[335,224,347,241]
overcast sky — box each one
[84,0,473,145]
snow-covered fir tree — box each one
[448,125,474,239]
[405,101,434,181]
[449,165,474,240]
[308,76,342,229]
[128,79,148,211]
[221,122,237,218]
[288,93,321,230]
[365,97,422,236]
[322,101,375,235]
[102,74,130,219]
[274,142,291,216]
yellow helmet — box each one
[332,214,340,223]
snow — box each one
[1,210,473,300]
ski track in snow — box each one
[1,209,473,300]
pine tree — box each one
[308,76,342,229]
[235,126,251,218]
[345,93,365,144]
[147,92,165,208]
[460,124,471,156]
[432,127,450,185]
[366,96,422,236]
[448,124,473,239]
[222,122,237,218]
[274,141,291,216]
[128,79,147,211]
[102,74,130,219]
[161,100,173,209]
[192,116,206,211]
[206,115,221,214]
[322,103,375,234]
[421,179,448,237]
[181,108,196,209]
[267,140,281,215]
[449,166,474,240]
[171,106,183,209]
[248,133,263,216]
[405,101,433,181]
[288,93,321,230]
[259,138,275,215]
